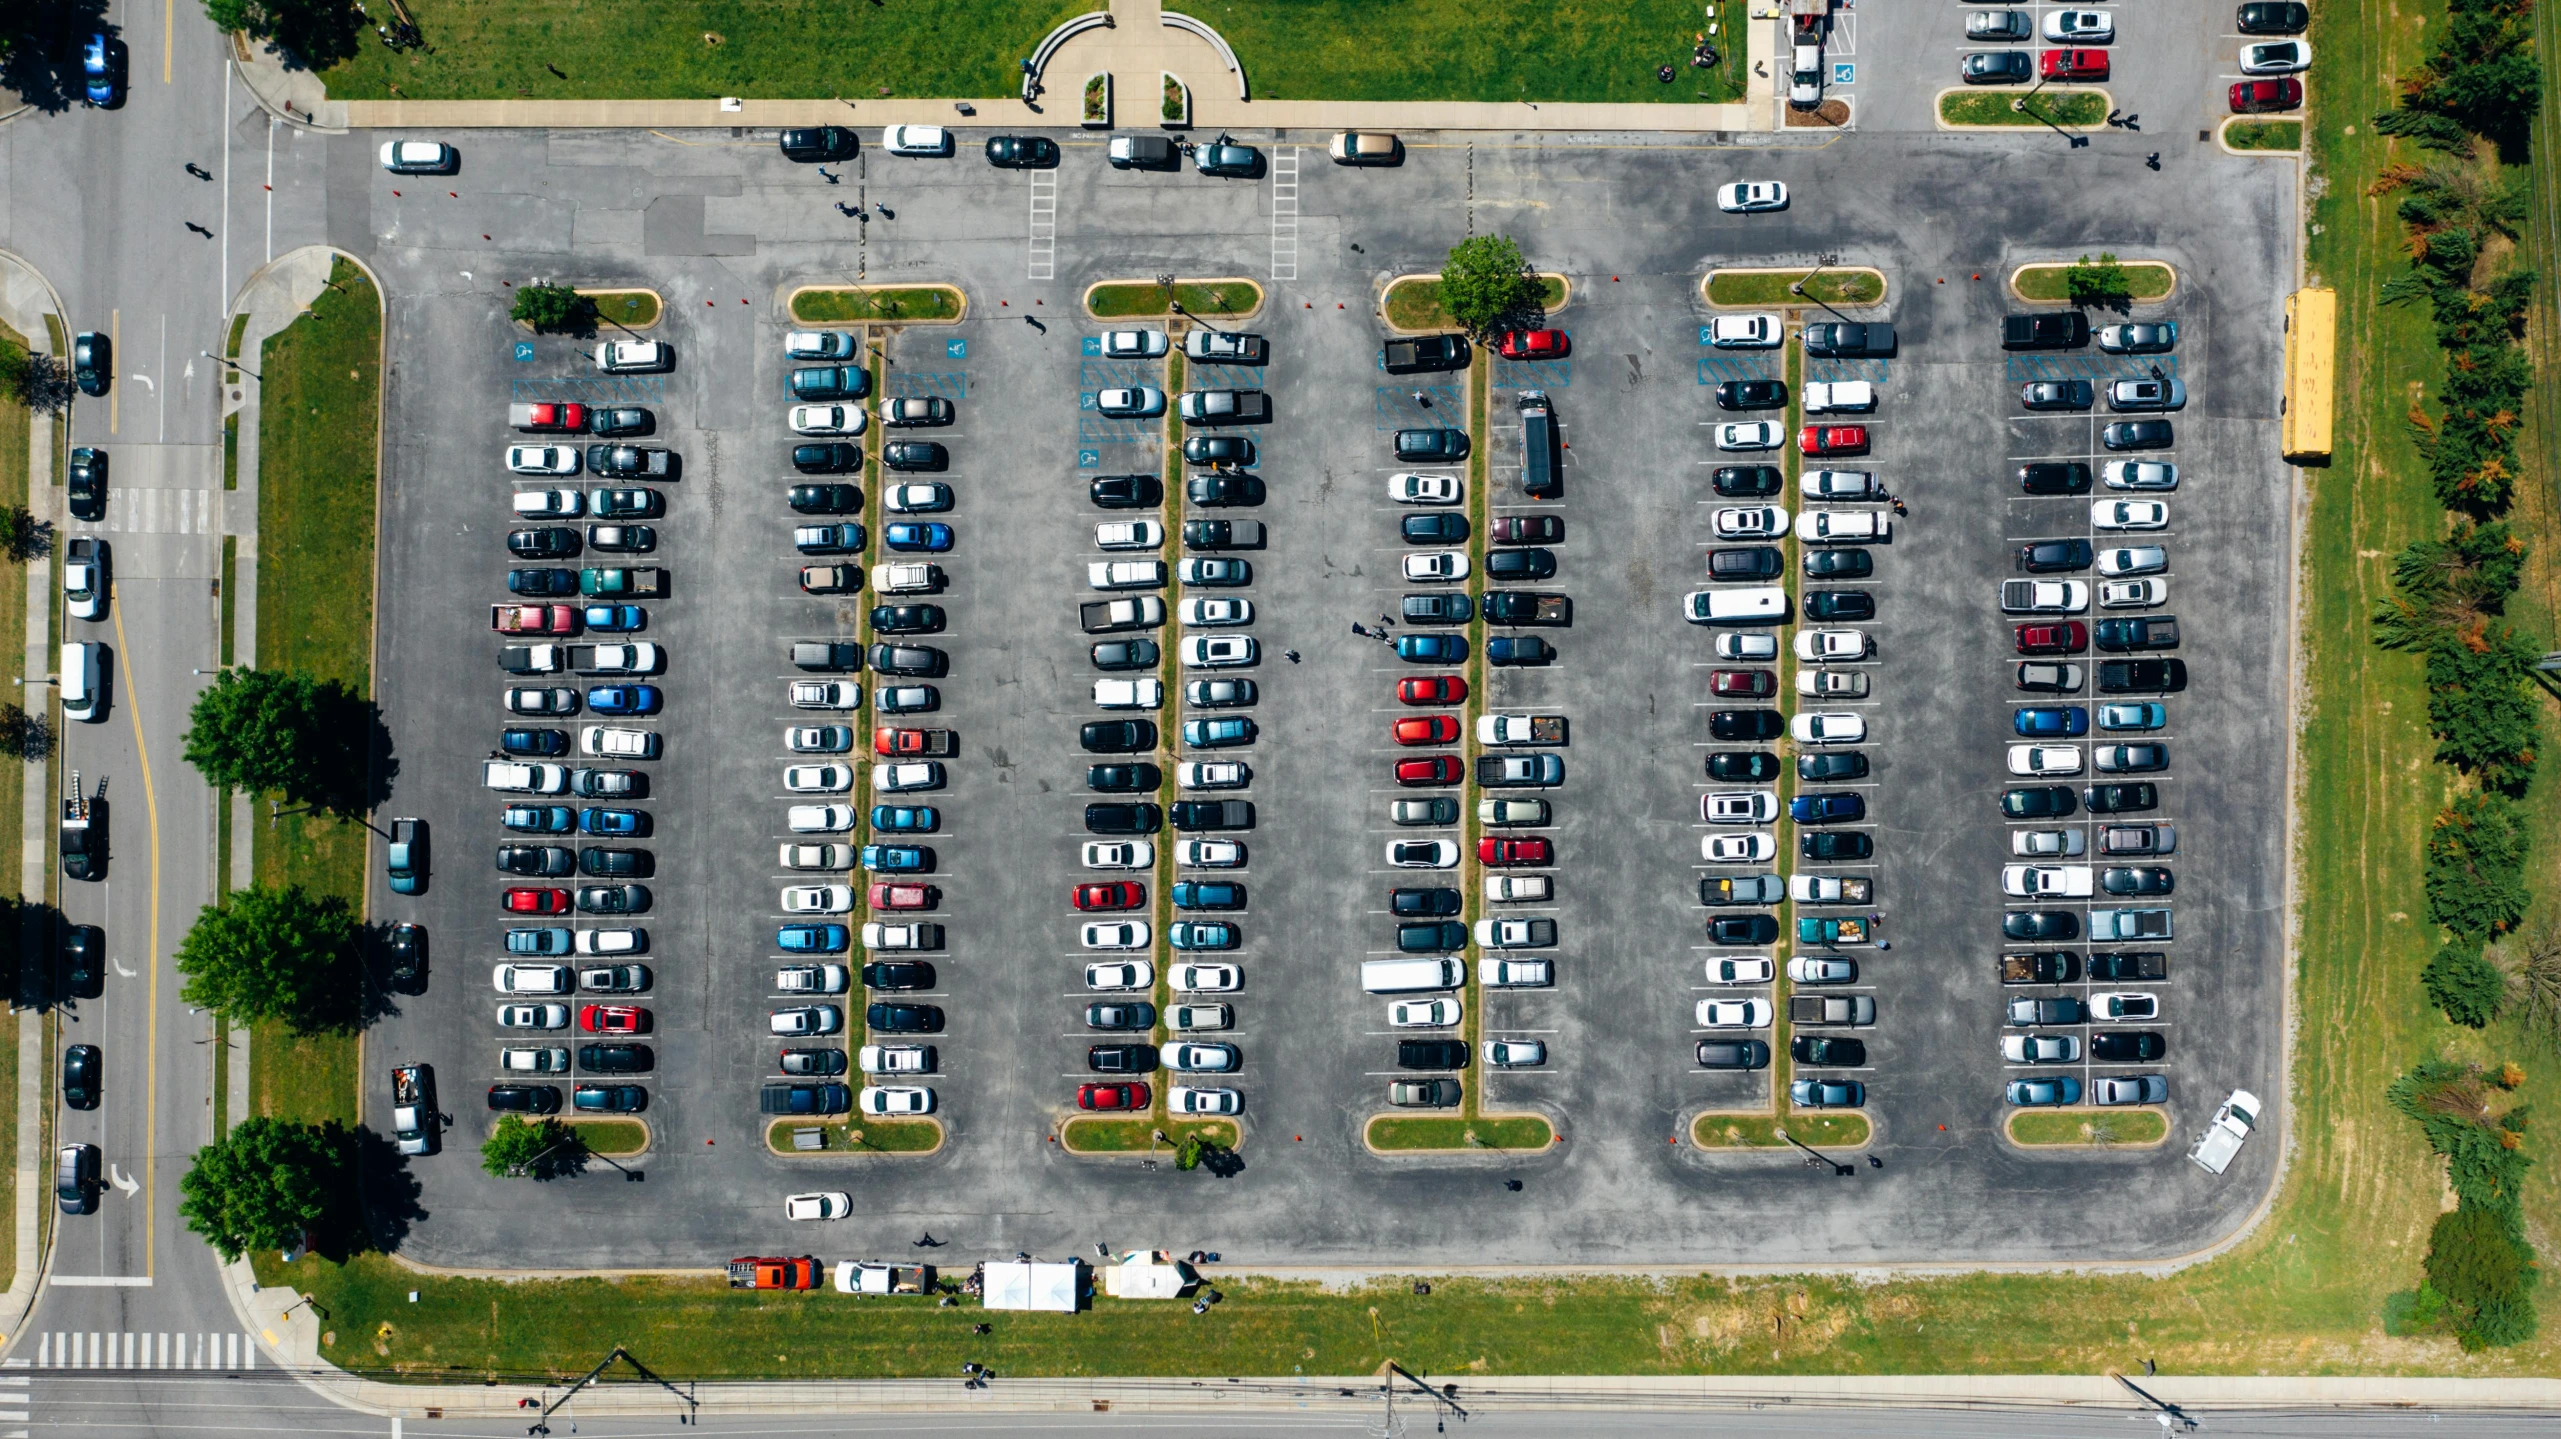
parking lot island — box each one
[1702,268,1888,309]
[1936,88,2109,128]
[786,285,967,325]
[1366,1114,1556,1152]
[1059,1116,1240,1156]
[2010,260,2180,305]
[1690,1113,1874,1149]
[764,1118,945,1156]
[561,1117,651,1156]
[579,288,663,330]
[1082,277,1264,319]
[2006,1108,2171,1148]
[1382,273,1571,333]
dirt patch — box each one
[1785,99,1851,128]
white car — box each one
[1403,551,1470,581]
[2039,9,2113,41]
[1165,1043,1238,1073]
[1177,839,1245,867]
[573,928,644,955]
[378,139,457,173]
[1799,468,1874,500]
[1179,596,1254,626]
[785,725,849,752]
[785,1192,853,1221]
[1093,678,1164,709]
[1083,840,1155,870]
[2103,461,2178,491]
[1168,1086,1241,1115]
[860,921,937,950]
[2092,991,2161,1020]
[872,761,943,792]
[784,764,855,793]
[1181,635,1257,667]
[778,843,855,871]
[881,124,953,156]
[511,488,582,518]
[1715,421,1783,451]
[2004,1034,2081,1064]
[1177,760,1249,789]
[2007,744,2084,776]
[859,1086,935,1115]
[1485,1039,1546,1068]
[885,483,952,513]
[507,445,581,476]
[1704,832,1777,863]
[1095,386,1166,418]
[1081,922,1151,951]
[492,963,570,995]
[788,404,867,436]
[1704,791,1780,824]
[1707,313,1783,349]
[783,330,857,360]
[595,340,670,374]
[1089,560,1165,590]
[858,1044,934,1074]
[1389,472,1462,504]
[771,1006,843,1036]
[774,962,849,992]
[580,726,659,759]
[500,1047,569,1073]
[1385,838,1461,868]
[2001,580,2090,614]
[1171,963,1240,992]
[1102,329,1169,358]
[1787,956,1857,984]
[2093,500,2169,531]
[1717,180,1789,213]
[2100,578,2167,608]
[2003,864,2095,898]
[788,804,859,833]
[2097,545,2169,577]
[1168,1002,1232,1030]
[1474,918,1555,949]
[1797,668,1868,699]
[497,1003,571,1030]
[1802,510,1886,543]
[2240,39,2311,74]
[1684,587,1789,624]
[2012,829,2088,857]
[1481,958,1553,987]
[1715,632,1780,661]
[1084,960,1154,990]
[781,884,855,914]
[484,761,570,794]
[1390,998,1463,1028]
[1484,874,1552,903]
[1096,520,1163,550]
[1713,506,1789,539]
[1705,956,1775,984]
[1695,999,1770,1029]
[1794,629,1870,662]
[1792,711,1867,745]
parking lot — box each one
[361,117,2296,1270]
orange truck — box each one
[727,1256,820,1290]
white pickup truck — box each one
[1800,380,1875,414]
[1087,560,1166,590]
[2190,1089,2261,1174]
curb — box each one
[1932,85,2113,132]
[1080,276,1265,322]
[1699,265,1890,311]
[1058,1115,1245,1159]
[1378,272,1572,335]
[2003,1107,2173,1150]
[2005,259,2181,306]
[1359,1109,1558,1158]
[785,283,969,327]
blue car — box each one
[83,34,124,108]
[870,805,940,832]
[1487,636,1554,666]
[2007,1076,2083,1107]
[502,805,577,834]
[1182,717,1256,748]
[1789,792,1866,825]
[583,604,646,632]
[884,522,953,552]
[587,684,662,716]
[778,923,851,953]
[2013,707,2089,738]
[504,927,573,956]
[1169,921,1239,951]
[2097,701,2168,731]
[580,808,648,837]
[1396,633,1468,664]
[1171,880,1244,910]
[859,844,931,872]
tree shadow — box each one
[332,1125,425,1260]
[0,2,114,116]
[1198,1142,1245,1179]
[302,680,398,818]
[256,1,366,73]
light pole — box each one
[1780,1129,1855,1176]
[202,349,260,382]
[1789,252,1854,323]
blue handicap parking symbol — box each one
[1078,392,1097,410]
[1833,62,1855,86]
[513,341,536,362]
[1078,449,1101,469]
[946,338,968,359]
[1697,326,1715,346]
[1081,336,1102,357]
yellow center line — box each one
[163,0,174,84]
[108,585,161,1278]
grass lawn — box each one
[1060,1116,1237,1153]
[1086,280,1263,320]
[1939,90,2107,127]
[315,0,1086,100]
[2225,117,2304,151]
[583,289,661,329]
[2013,261,2178,303]
[0,322,21,1281]
[1706,269,1887,308]
[2006,1109,2169,1147]
[1367,1114,1553,1150]
[764,1117,941,1155]
[789,286,965,325]
[1203,1,1750,104]
[1383,274,1569,332]
[1690,1113,1871,1149]
[565,1119,648,1156]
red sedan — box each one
[1496,329,1569,361]
[1395,755,1464,787]
[1397,675,1468,706]
[503,887,571,915]
[869,881,934,910]
[1710,669,1777,699]
[2041,48,2108,81]
[1478,836,1554,866]
[1077,1082,1153,1111]
[579,1004,648,1034]
[1393,715,1461,746]
[1798,424,1867,456]
[1074,881,1146,912]
[2014,621,2090,655]
[2229,77,2301,113]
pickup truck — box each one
[2090,949,2169,981]
[587,444,676,480]
[1789,874,1872,905]
[390,1064,438,1156]
[509,401,588,432]
[1477,753,1564,787]
[1800,380,1876,414]
[491,604,579,635]
[1801,510,1889,544]
[1700,874,1785,906]
[874,727,957,758]
[1088,560,1166,590]
[483,760,570,794]
[2001,951,2079,984]
[565,642,660,675]
[2189,1089,2261,1174]
[1801,321,1896,358]
[1476,713,1567,745]
[1790,994,1875,1026]
[1482,592,1571,626]
[834,1261,935,1295]
[2001,579,2089,614]
[726,1256,821,1290]
[2003,311,2090,350]
[499,645,563,675]
[791,640,864,672]
[876,562,945,594]
[2089,907,2173,941]
[579,566,666,598]
[1382,334,1471,374]
[1796,916,1870,946]
[1081,596,1165,633]
[1178,389,1271,425]
[2007,996,2086,1026]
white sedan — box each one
[1084,960,1154,990]
[1716,180,1789,213]
[1178,596,1254,626]
[1169,1086,1241,1115]
[379,139,457,173]
[789,404,867,436]
[1171,963,1240,992]
[1102,329,1170,358]
[1403,551,1470,581]
[2004,864,2095,898]
[1181,635,1257,667]
[881,124,953,156]
[1389,472,1462,504]
[497,1003,571,1030]
[2101,579,2167,608]
[1792,711,1867,745]
[1176,839,1245,867]
[884,483,952,513]
[2240,39,2311,74]
[782,764,855,794]
[1795,629,1870,662]
[1389,998,1463,1028]
[512,489,583,518]
[1715,421,1783,451]
[2013,829,2088,857]
[1799,469,1874,500]
[1165,1043,1239,1073]
[1080,921,1151,950]
[1384,839,1461,868]
[573,928,644,955]
[501,1047,569,1073]
[872,761,944,792]
[785,1192,852,1221]
[859,1085,935,1115]
[1703,832,1776,863]
[1082,840,1154,870]
[2103,461,2178,491]
[779,843,855,871]
[1788,956,1858,984]
[506,445,582,476]
[1095,386,1167,418]
[780,884,855,914]
[788,804,858,833]
[1695,999,1770,1029]
[2039,9,2113,41]
[1713,506,1789,539]
[1705,956,1775,984]
[2007,744,2084,776]
[2093,500,2169,531]
[1703,791,1780,824]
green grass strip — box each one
[1368,1114,1553,1150]
[1707,270,1885,308]
[2007,1109,2168,1146]
[1690,1112,1871,1148]
[791,287,964,325]
[568,1119,650,1156]
[1939,90,2107,127]
[2014,263,2176,303]
[765,1117,940,1154]
[2224,118,2304,152]
[1087,281,1261,320]
[585,289,660,328]
[1061,1117,1237,1153]
[1384,275,1569,333]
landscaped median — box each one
[1936,88,2109,129]
[1382,273,1569,334]
[2004,1108,2169,1148]
[788,284,967,325]
[764,1116,944,1156]
[1082,278,1264,321]
[2011,258,2176,304]
[2221,116,2303,153]
[562,1118,650,1157]
[1059,1116,1239,1157]
[1703,268,1885,309]
[1689,1112,1872,1149]
[1366,1113,1556,1152]
[581,288,661,329]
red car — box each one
[503,887,571,915]
[873,727,950,757]
[1077,1082,1152,1111]
[1710,669,1777,699]
[512,401,588,432]
[2041,48,2108,81]
[490,604,578,635]
[2229,77,2301,113]
[1798,424,1867,456]
[1393,715,1461,746]
[869,881,934,910]
[2014,621,2089,655]
[1395,755,1464,786]
[1496,329,1569,360]
[1478,836,1554,866]
[579,1004,648,1034]
[1074,881,1146,912]
[1397,675,1468,706]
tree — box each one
[0,702,51,761]
[0,505,43,562]
[2425,791,2532,938]
[2063,252,2132,309]
[2424,941,2510,1027]
[178,1117,346,1262]
[2425,1202,2541,1348]
[173,883,359,1031]
[199,0,365,68]
[482,1115,585,1180]
[1438,235,1537,339]
[511,283,596,335]
[183,667,330,802]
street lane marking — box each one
[109,587,162,1281]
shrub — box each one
[2064,252,2132,308]
[2425,792,2532,938]
[510,283,596,335]
[2374,0,2544,160]
[482,1114,586,1180]
[2424,634,2542,794]
[2425,940,2510,1027]
[2424,1203,2540,1349]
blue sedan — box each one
[502,805,576,834]
[870,805,940,833]
[504,927,573,955]
[2013,706,2089,738]
[2007,1077,2083,1107]
[777,923,850,953]
[2098,701,2168,731]
[580,808,649,836]
[1182,717,1256,748]
[860,844,932,872]
[1171,880,1244,910]
[884,522,954,553]
[1396,633,1468,664]
[1789,792,1866,825]
[83,34,124,108]
[1169,921,1239,951]
[587,684,662,715]
[583,604,646,632]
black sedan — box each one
[1715,379,1789,411]
[1402,513,1470,544]
[62,1044,100,1109]
[1800,831,1872,861]
[984,134,1060,167]
[1486,548,1556,580]
[791,442,861,474]
[2018,462,2094,494]
[867,1002,945,1033]
[2101,866,2176,896]
[1391,887,1463,917]
[2085,782,2159,813]
[1709,709,1784,742]
[1393,428,1469,461]
[1086,763,1160,793]
[870,604,945,634]
[1083,1001,1156,1031]
[1712,465,1783,497]
[2019,539,2094,572]
[488,1085,563,1113]
[1091,474,1163,509]
[2003,911,2080,941]
[789,483,861,514]
[1082,802,1163,834]
[1803,549,1871,579]
[1079,720,1156,754]
[862,961,937,990]
[2102,420,2175,451]
[1962,50,2033,83]
[1803,590,1874,621]
[1092,640,1159,670]
[884,440,949,471]
[2091,1031,2166,1062]
[1708,751,1782,782]
[67,447,108,521]
[2000,786,2077,819]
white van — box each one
[1684,587,1788,624]
[59,642,104,723]
[1360,958,1464,994]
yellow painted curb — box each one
[2004,1106,2172,1149]
[558,1115,652,1158]
[785,283,969,326]
[1079,276,1266,321]
[1699,266,1890,311]
[2217,114,2304,158]
[1379,272,1572,336]
[1685,1109,1875,1149]
[1360,1110,1558,1156]
[1932,85,2114,133]
[1057,1115,1245,1157]
[2006,259,2181,305]
[763,1115,947,1157]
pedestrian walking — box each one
[876,201,895,218]
[817,166,841,184]
[1284,649,1301,663]
[2144,152,2162,171]
[1866,913,1881,927]
[1351,622,1370,637]
[1412,389,1431,408]
[1891,498,1908,516]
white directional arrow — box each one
[110,958,136,978]
[108,1165,139,1195]
[127,374,154,392]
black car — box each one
[1962,50,2034,83]
[1169,800,1254,831]
[2101,866,2175,896]
[779,125,858,161]
[1696,1039,1771,1071]
[1083,1001,1156,1031]
[867,1002,945,1033]
[495,843,575,877]
[588,406,652,436]
[509,568,578,597]
[1709,914,1780,945]
[870,603,944,634]
[587,444,676,479]
[1086,762,1160,793]
[984,134,1060,167]
[870,643,948,677]
[1402,513,1470,544]
[1079,720,1156,754]
[1715,379,1789,411]
[792,442,861,474]
[2001,786,2077,819]
[62,1044,99,1109]
[789,365,868,401]
[1184,435,1257,468]
[2003,911,2080,941]
[578,1043,652,1073]
[761,1082,851,1115]
[66,447,107,521]
[789,483,861,514]
[780,1046,848,1075]
[862,960,936,990]
[2099,658,2188,692]
[71,331,109,395]
[1397,921,1467,953]
[1711,465,1783,497]
[1393,428,1470,461]
[1803,590,1874,621]
[1091,474,1163,509]
[1486,548,1556,580]
[1194,140,1264,178]
[59,924,104,999]
[2102,420,2175,451]
[488,1084,563,1114]
[1790,1035,1865,1066]
[2021,379,2095,412]
[2091,1031,2166,1062]
[1708,751,1782,782]
[1798,751,1868,782]
[2095,616,2179,652]
[1088,1043,1159,1073]
[2089,951,2169,982]
[508,527,580,559]
[579,846,651,877]
[1709,547,1785,581]
[383,921,426,992]
[882,441,948,472]
[2018,462,2094,495]
[1083,803,1162,835]
[1801,831,1872,861]
[1709,709,1784,742]
[574,1084,647,1113]
[2237,2,2309,33]
[1398,1039,1471,1070]
[2019,539,2094,572]
[499,728,569,757]
[1092,639,1159,670]
[1403,593,1474,625]
[1390,887,1463,917]
[1803,548,1871,579]
[2085,782,2158,814]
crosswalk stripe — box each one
[29,1331,254,1369]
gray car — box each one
[1965,9,2032,39]
[2093,1073,2170,1105]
